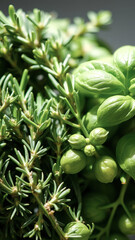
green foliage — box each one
[0,4,135,240]
[116,133,135,180]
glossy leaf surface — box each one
[97,95,135,127]
[114,45,135,87]
[116,133,135,180]
[74,61,125,96]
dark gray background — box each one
[1,0,135,52]
[1,1,135,240]
[0,0,135,50]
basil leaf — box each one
[74,60,125,82]
[129,83,135,96]
[88,60,125,84]
[97,95,135,127]
[114,45,135,88]
[74,61,126,96]
[128,78,135,96]
[116,133,135,180]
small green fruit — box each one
[118,212,135,235]
[68,134,86,149]
[89,127,109,145]
[84,144,96,156]
[94,156,118,183]
[64,221,91,240]
[60,149,87,174]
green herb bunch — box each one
[0,5,134,240]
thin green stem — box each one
[63,118,80,129]
[66,92,89,138]
[118,176,130,202]
[33,193,68,240]
[23,161,67,240]
[96,176,130,239]
[106,203,118,237]
[76,115,89,138]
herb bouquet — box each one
[0,5,135,240]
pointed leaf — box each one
[116,133,135,180]
[97,95,135,127]
[114,45,135,87]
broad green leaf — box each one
[74,61,125,96]
[114,45,135,88]
[116,133,135,180]
[87,60,125,84]
[129,83,135,96]
[97,95,135,127]
[74,60,125,83]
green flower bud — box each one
[64,221,91,240]
[118,212,135,235]
[82,193,109,223]
[85,138,90,144]
[60,149,87,174]
[89,127,109,145]
[84,144,96,156]
[94,156,118,183]
[68,134,86,150]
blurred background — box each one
[0,0,135,51]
